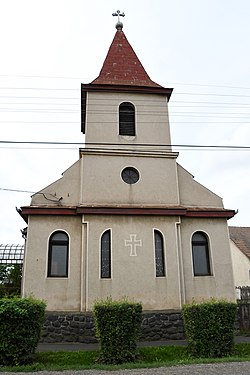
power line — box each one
[0,89,249,99]
[0,121,250,124]
[1,86,250,98]
[0,95,249,106]
[0,121,79,123]
[0,103,248,109]
[0,102,79,105]
[0,188,63,203]
[0,108,78,113]
[170,103,250,108]
[0,95,79,100]
[0,140,250,150]
[0,188,35,194]
[174,92,250,98]
[0,74,89,80]
[1,117,250,123]
[167,82,250,91]
[0,146,78,150]
[1,107,250,117]
[169,114,250,118]
[1,74,250,91]
[0,87,79,91]
[171,100,250,105]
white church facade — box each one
[19,20,236,312]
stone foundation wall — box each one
[40,310,185,343]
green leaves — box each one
[93,298,142,364]
[0,297,46,366]
[0,264,22,297]
[182,299,237,358]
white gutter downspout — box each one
[175,218,186,308]
[81,220,88,312]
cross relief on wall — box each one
[125,234,142,256]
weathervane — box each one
[112,10,125,30]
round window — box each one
[121,167,140,184]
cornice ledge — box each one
[80,148,178,158]
[18,205,236,220]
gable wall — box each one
[31,160,82,206]
[177,164,223,207]
[80,153,179,206]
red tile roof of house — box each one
[229,226,250,259]
[91,28,162,87]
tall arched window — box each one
[192,231,211,276]
[101,230,111,278]
[154,230,165,277]
[119,102,135,136]
[48,231,69,277]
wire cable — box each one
[1,140,250,150]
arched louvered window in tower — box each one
[47,231,69,277]
[154,230,166,277]
[192,231,212,276]
[119,102,135,136]
[101,230,111,278]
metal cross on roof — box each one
[112,10,125,26]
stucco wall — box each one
[180,217,235,303]
[177,164,223,207]
[230,240,250,286]
[80,153,179,206]
[85,92,172,149]
[83,214,182,311]
[30,156,225,209]
[22,215,82,311]
[31,160,81,206]
[22,214,235,312]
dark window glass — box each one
[154,230,165,277]
[121,167,140,184]
[48,231,69,277]
[101,230,111,278]
[119,102,135,136]
[192,232,211,276]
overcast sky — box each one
[1,0,250,243]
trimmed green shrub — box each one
[182,299,237,358]
[0,296,46,366]
[93,298,142,364]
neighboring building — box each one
[229,226,250,287]
[19,20,236,312]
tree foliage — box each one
[0,264,22,297]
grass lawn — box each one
[1,343,250,372]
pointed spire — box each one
[91,17,162,88]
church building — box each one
[19,17,236,312]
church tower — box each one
[20,15,236,312]
[80,18,178,210]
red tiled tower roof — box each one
[91,28,161,88]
